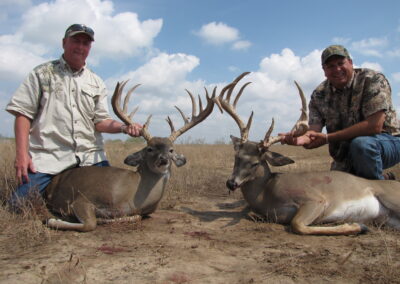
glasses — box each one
[65,24,94,40]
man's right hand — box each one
[14,152,36,185]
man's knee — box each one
[349,136,376,157]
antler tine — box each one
[111,80,133,125]
[260,118,282,149]
[123,84,141,113]
[215,72,253,143]
[111,80,153,142]
[226,71,251,102]
[233,81,252,109]
[168,87,215,142]
[260,81,309,150]
[290,81,309,137]
[141,115,153,141]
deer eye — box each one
[146,147,153,153]
[251,162,259,168]
[169,149,174,153]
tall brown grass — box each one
[2,138,400,248]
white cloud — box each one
[360,62,383,72]
[0,0,163,84]
[350,37,388,57]
[332,37,351,45]
[387,48,400,57]
[195,22,239,45]
[0,34,48,83]
[17,0,162,59]
[392,72,400,83]
[232,40,252,51]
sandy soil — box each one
[1,190,400,284]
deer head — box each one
[111,80,215,174]
[215,72,309,190]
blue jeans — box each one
[349,134,400,180]
[10,160,110,207]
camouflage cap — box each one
[64,24,94,41]
[321,45,350,64]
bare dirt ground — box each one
[1,144,400,284]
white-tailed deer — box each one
[44,80,215,231]
[216,72,400,235]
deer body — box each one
[218,72,400,235]
[44,80,215,232]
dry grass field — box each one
[1,139,400,283]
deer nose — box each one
[226,179,238,191]
[158,156,169,166]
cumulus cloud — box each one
[194,21,251,51]
[105,52,201,116]
[18,0,162,59]
[392,72,400,83]
[350,37,388,57]
[195,22,239,45]
[360,62,383,72]
[0,34,49,83]
[0,0,163,84]
[232,40,252,51]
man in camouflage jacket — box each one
[282,45,400,180]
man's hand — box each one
[279,131,312,146]
[14,152,36,185]
[121,123,143,137]
[305,131,328,149]
[279,130,328,149]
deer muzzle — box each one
[226,179,239,191]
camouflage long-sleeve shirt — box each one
[309,68,400,165]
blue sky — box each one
[1,0,400,143]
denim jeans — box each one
[348,134,400,180]
[9,160,110,207]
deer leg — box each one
[47,200,97,232]
[374,185,400,229]
[291,201,367,236]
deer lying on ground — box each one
[216,72,400,235]
[45,81,215,232]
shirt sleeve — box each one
[362,72,391,118]
[93,79,112,124]
[6,71,41,119]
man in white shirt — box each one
[6,24,142,205]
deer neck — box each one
[240,163,273,210]
[133,164,171,215]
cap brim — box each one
[67,31,94,41]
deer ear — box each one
[230,135,242,151]
[262,151,294,167]
[172,153,186,167]
[124,151,144,167]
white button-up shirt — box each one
[6,57,112,174]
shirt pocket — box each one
[80,85,100,117]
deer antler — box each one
[214,72,253,143]
[260,81,309,149]
[111,80,152,141]
[167,87,216,142]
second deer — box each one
[216,72,400,235]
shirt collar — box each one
[60,55,86,76]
